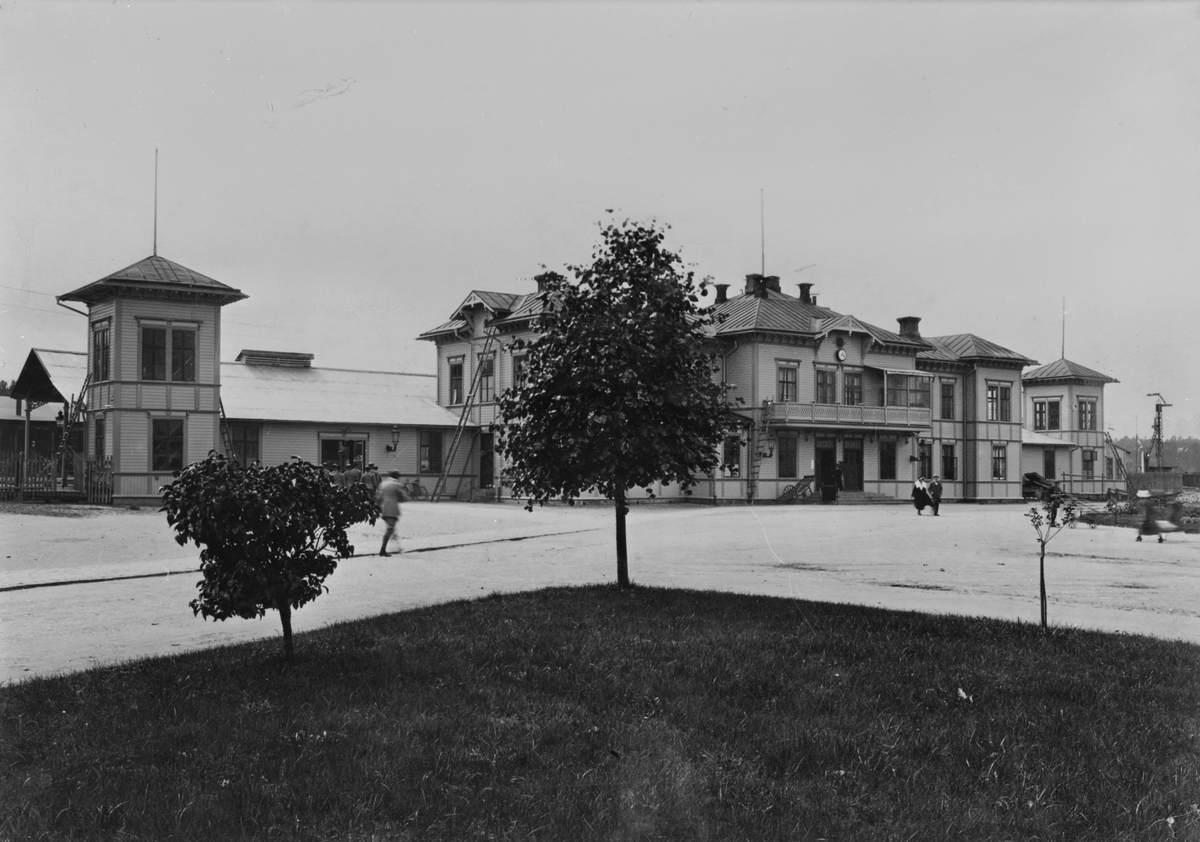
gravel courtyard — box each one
[2,499,1198,684]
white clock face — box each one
[836,349,847,361]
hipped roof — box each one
[1023,358,1117,384]
[711,289,929,349]
[11,349,88,405]
[219,361,464,427]
[58,255,247,307]
[919,334,1037,366]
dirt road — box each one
[2,500,1197,684]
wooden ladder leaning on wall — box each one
[431,329,498,502]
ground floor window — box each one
[1082,449,1097,479]
[777,433,798,479]
[229,423,260,466]
[722,436,741,476]
[420,430,443,474]
[94,417,106,461]
[1105,456,1114,479]
[321,438,365,471]
[879,439,897,481]
[1043,448,1056,480]
[941,444,956,481]
[991,444,1007,480]
[152,418,184,472]
[918,441,932,479]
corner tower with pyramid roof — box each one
[58,255,247,506]
[1021,358,1121,497]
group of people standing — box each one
[912,475,943,516]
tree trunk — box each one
[278,600,294,661]
[615,487,630,588]
[1039,540,1048,631]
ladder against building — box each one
[219,398,236,462]
[747,399,774,504]
[432,330,497,502]
[1105,431,1132,495]
[52,372,90,486]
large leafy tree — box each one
[161,453,379,659]
[495,219,735,587]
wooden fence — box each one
[0,453,112,503]
[1125,472,1184,495]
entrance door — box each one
[842,438,864,491]
[1043,448,1056,480]
[479,432,494,489]
[321,438,365,470]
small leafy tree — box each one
[494,218,735,587]
[161,453,379,659]
[1025,490,1077,631]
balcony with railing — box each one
[764,401,931,430]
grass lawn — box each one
[2,586,1198,841]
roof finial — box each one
[153,149,159,257]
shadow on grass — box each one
[2,585,1198,841]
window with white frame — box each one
[92,322,110,382]
[477,353,495,403]
[1082,449,1097,479]
[815,368,836,404]
[777,364,798,402]
[448,357,464,404]
[152,418,185,472]
[987,382,1012,421]
[991,444,1007,480]
[843,372,862,406]
[1079,399,1097,431]
[141,324,196,382]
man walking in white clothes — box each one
[377,470,405,557]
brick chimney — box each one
[763,275,781,293]
[714,283,729,304]
[897,317,922,339]
[798,282,814,304]
[744,273,763,296]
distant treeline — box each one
[1113,436,1200,473]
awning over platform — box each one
[1021,430,1076,449]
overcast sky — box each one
[2,1,1197,439]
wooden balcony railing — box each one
[764,402,931,429]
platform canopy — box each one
[10,349,87,407]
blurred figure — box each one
[928,475,944,516]
[1137,499,1184,543]
[377,470,404,557]
[912,476,932,515]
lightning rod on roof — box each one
[760,188,765,279]
[153,149,159,257]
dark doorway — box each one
[479,432,494,489]
[321,438,365,470]
[842,438,864,491]
[1043,448,1056,480]
[815,437,837,486]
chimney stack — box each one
[714,283,729,304]
[764,275,781,293]
[897,316,922,339]
[534,272,555,292]
[798,282,814,304]
[744,273,762,296]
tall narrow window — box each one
[1105,457,1114,479]
[987,384,999,420]
[1043,448,1056,480]
[142,328,167,381]
[477,354,495,403]
[1034,401,1047,431]
[843,372,862,406]
[885,376,908,408]
[940,381,955,420]
[909,376,931,409]
[722,436,741,477]
[1082,449,1097,479]
[777,365,797,402]
[152,418,184,472]
[512,355,528,391]
[919,441,932,478]
[991,444,1007,480]
[94,417,106,461]
[172,330,196,382]
[1047,400,1061,430]
[92,325,110,382]
[941,444,956,480]
[879,440,897,481]
[420,430,443,474]
[448,358,464,404]
[999,385,1011,421]
[777,433,798,479]
[1079,400,1096,431]
[815,369,836,404]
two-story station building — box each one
[420,272,1048,504]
